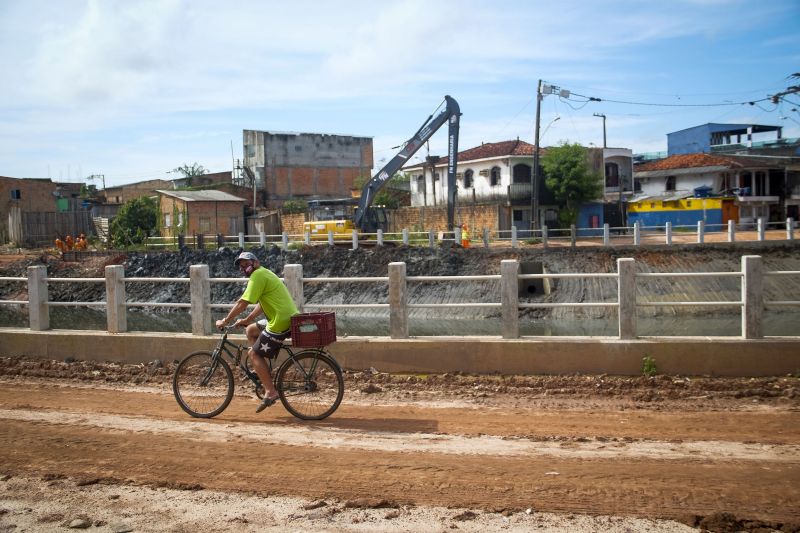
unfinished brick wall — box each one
[281,212,307,235]
[389,204,500,233]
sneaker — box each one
[255,395,278,413]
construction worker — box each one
[55,238,65,253]
[65,235,74,250]
[461,224,471,248]
[76,234,88,250]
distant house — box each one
[667,123,788,156]
[632,153,799,225]
[104,179,171,205]
[156,190,246,238]
[242,130,374,208]
[404,140,633,233]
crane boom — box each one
[354,95,461,231]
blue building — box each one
[667,123,783,156]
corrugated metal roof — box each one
[156,190,245,202]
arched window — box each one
[512,164,532,184]
[490,166,501,186]
[605,162,619,188]
[464,169,474,188]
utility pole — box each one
[531,80,543,232]
[593,113,607,148]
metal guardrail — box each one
[2,257,799,339]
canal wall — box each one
[1,328,798,377]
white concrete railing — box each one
[142,217,797,251]
[2,256,798,340]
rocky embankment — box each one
[1,242,799,329]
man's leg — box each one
[247,348,279,400]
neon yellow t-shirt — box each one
[241,267,299,333]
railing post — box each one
[617,258,637,339]
[728,219,736,242]
[238,232,245,249]
[665,222,672,245]
[697,220,705,243]
[454,227,461,245]
[282,232,289,251]
[741,255,763,339]
[633,222,641,246]
[402,228,409,245]
[483,228,489,248]
[105,265,126,333]
[328,230,334,247]
[511,225,518,248]
[570,225,576,248]
[757,217,765,241]
[377,229,384,246]
[259,232,266,247]
[542,225,548,249]
[603,223,610,247]
[27,265,49,331]
[190,264,212,336]
[428,229,435,248]
[352,229,358,250]
[500,259,520,339]
[388,262,408,339]
[788,218,795,241]
[283,264,304,312]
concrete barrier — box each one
[1,329,799,377]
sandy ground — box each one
[0,358,799,532]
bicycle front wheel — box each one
[277,351,344,420]
[173,351,234,418]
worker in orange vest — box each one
[55,238,65,252]
[65,235,74,250]
[76,234,88,250]
[461,224,471,248]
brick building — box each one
[157,190,246,238]
[242,130,373,207]
[0,176,58,243]
[104,179,171,205]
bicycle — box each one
[172,326,344,420]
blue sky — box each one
[0,0,798,187]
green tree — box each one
[172,163,208,187]
[282,199,308,214]
[110,196,159,248]
[541,142,603,226]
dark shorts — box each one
[252,327,290,359]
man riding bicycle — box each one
[215,251,299,413]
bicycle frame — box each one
[211,329,342,394]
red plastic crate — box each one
[291,312,337,347]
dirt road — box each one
[0,359,798,532]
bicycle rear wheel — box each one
[173,351,234,418]
[276,351,344,420]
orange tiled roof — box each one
[409,140,540,167]
[635,153,772,172]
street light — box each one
[541,116,560,140]
[593,113,607,148]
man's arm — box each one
[216,298,251,330]
[233,304,264,328]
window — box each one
[199,217,211,232]
[665,176,676,191]
[229,217,239,234]
[433,172,440,181]
[490,166,500,186]
[177,212,184,227]
[10,189,21,200]
[464,169,474,188]
[605,163,619,188]
[164,213,171,228]
[512,164,532,184]
[416,175,425,192]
